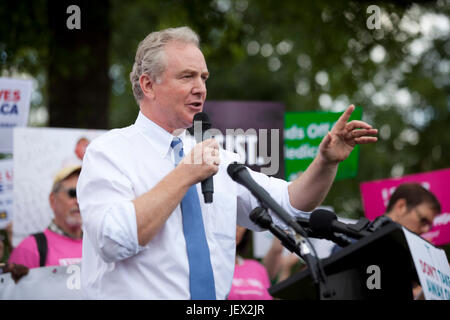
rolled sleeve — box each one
[78,139,144,263]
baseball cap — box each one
[52,164,81,190]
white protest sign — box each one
[0,264,82,299]
[403,227,450,300]
[12,127,105,246]
[0,77,32,153]
[0,158,13,229]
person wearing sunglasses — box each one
[8,164,83,270]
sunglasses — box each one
[413,207,434,228]
[59,186,77,199]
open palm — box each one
[319,105,378,164]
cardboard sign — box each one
[12,127,105,246]
[403,227,450,300]
[284,108,361,181]
[0,77,32,153]
[360,168,450,246]
[0,264,81,299]
[0,159,13,229]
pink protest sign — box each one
[360,168,450,246]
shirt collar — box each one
[134,111,187,158]
[48,220,82,239]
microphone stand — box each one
[252,205,332,299]
[228,164,334,299]
[249,207,302,257]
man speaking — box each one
[77,26,378,299]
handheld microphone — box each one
[193,112,214,203]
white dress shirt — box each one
[77,111,308,299]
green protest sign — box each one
[284,107,362,181]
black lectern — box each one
[269,222,419,300]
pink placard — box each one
[360,168,450,246]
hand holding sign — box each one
[319,105,378,164]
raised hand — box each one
[319,105,378,164]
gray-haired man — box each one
[77,26,378,299]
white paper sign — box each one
[12,127,105,246]
[0,77,33,153]
[403,227,450,300]
[0,158,13,229]
[0,264,82,299]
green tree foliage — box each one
[108,0,449,219]
[1,1,449,220]
[0,0,111,129]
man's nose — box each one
[192,77,206,96]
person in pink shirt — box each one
[227,226,273,300]
[8,165,83,269]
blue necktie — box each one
[171,137,216,300]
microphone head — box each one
[309,208,337,237]
[193,112,211,131]
[249,207,272,229]
[227,162,247,181]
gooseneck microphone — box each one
[309,208,372,240]
[227,163,308,237]
[193,112,214,203]
[228,163,335,298]
[250,207,301,256]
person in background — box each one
[0,234,3,262]
[75,137,90,161]
[331,182,441,257]
[376,183,441,300]
[228,226,273,300]
[329,182,441,299]
[266,183,441,289]
[0,223,12,263]
[264,237,302,283]
[380,183,440,236]
[0,223,29,283]
[8,164,83,269]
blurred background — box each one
[0,0,448,237]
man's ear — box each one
[139,74,156,99]
[393,198,408,217]
[49,192,56,211]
